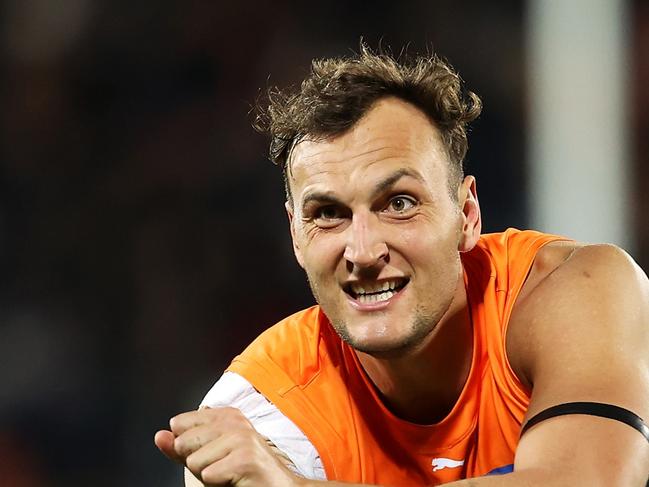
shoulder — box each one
[230,305,344,390]
[241,305,322,354]
[508,242,649,407]
[231,306,323,370]
[513,241,649,319]
[466,229,570,289]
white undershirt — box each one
[200,371,326,480]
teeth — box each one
[351,280,400,295]
[357,289,396,304]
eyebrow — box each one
[301,191,343,211]
[370,168,425,199]
[300,168,425,210]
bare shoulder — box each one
[507,241,649,394]
[524,241,648,297]
[517,241,649,312]
[514,240,582,304]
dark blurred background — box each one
[0,1,647,486]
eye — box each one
[317,206,340,219]
[384,195,417,214]
[313,205,347,227]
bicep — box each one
[514,410,649,485]
[510,245,649,485]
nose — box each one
[343,211,389,269]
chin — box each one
[331,318,435,357]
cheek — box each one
[301,234,345,276]
[399,229,419,250]
[399,222,451,248]
[395,226,460,270]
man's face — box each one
[286,97,479,355]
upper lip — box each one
[343,278,409,297]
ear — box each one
[285,201,305,269]
[457,176,481,252]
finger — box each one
[184,437,232,479]
[194,445,239,486]
[170,407,252,436]
[173,422,227,458]
[169,410,209,436]
[154,430,184,464]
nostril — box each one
[376,242,389,260]
[343,243,390,268]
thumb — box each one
[154,429,184,464]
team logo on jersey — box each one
[431,457,465,472]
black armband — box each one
[520,402,649,443]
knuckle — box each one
[234,445,258,467]
[185,453,202,474]
[230,412,253,428]
[240,451,255,469]
[173,436,186,455]
[202,406,220,417]
[226,406,244,416]
[200,465,225,484]
[170,411,196,433]
[174,435,196,456]
[205,406,240,425]
[230,453,251,473]
[221,406,243,420]
[229,430,252,447]
[211,408,252,432]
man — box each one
[155,46,649,486]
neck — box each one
[355,272,473,424]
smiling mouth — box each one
[344,278,409,304]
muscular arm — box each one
[447,244,649,486]
[503,244,648,485]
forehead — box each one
[288,97,450,197]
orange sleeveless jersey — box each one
[227,229,566,485]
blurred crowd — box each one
[0,1,646,485]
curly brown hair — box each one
[253,44,482,202]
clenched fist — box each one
[155,407,304,487]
